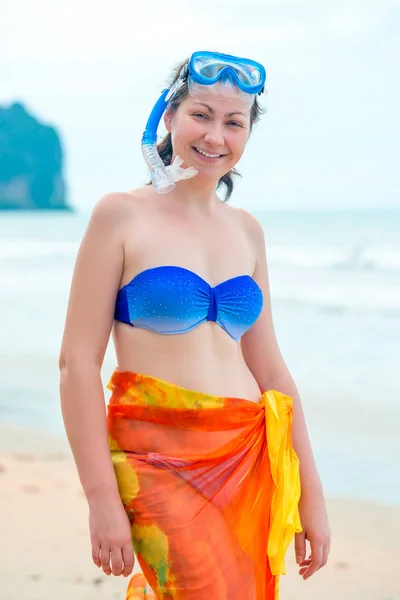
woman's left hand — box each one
[294,492,331,580]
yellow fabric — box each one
[262,390,302,576]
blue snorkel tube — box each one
[141,79,198,194]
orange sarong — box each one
[107,369,302,600]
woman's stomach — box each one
[112,321,263,403]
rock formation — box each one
[0,102,70,210]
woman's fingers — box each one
[100,547,112,575]
[298,558,312,567]
[88,501,135,577]
[95,542,134,577]
[321,542,330,568]
[302,543,322,579]
[91,539,101,568]
[110,547,124,576]
[294,531,306,565]
[299,538,330,579]
[122,542,135,577]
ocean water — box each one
[0,209,399,505]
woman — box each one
[59,51,331,599]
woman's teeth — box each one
[194,147,221,158]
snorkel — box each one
[141,75,198,194]
[141,51,266,194]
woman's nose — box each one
[203,125,224,147]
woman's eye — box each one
[192,113,242,128]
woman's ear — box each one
[164,109,172,133]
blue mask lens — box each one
[189,51,266,95]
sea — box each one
[0,208,399,506]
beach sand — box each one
[0,422,398,600]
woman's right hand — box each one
[88,492,135,577]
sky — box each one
[1,0,399,210]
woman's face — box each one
[165,91,252,181]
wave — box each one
[268,245,400,272]
[1,238,400,272]
[0,239,79,259]
[274,285,400,316]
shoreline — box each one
[1,419,398,508]
[0,421,70,456]
[1,421,399,599]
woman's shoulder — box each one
[89,186,151,226]
[224,205,265,245]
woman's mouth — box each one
[192,146,225,160]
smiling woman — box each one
[59,49,330,600]
[165,95,250,171]
[188,102,247,159]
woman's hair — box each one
[149,57,266,202]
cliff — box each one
[0,102,70,210]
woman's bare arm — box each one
[59,193,128,502]
[59,193,137,578]
[239,209,330,580]
[239,209,323,495]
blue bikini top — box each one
[114,265,263,341]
